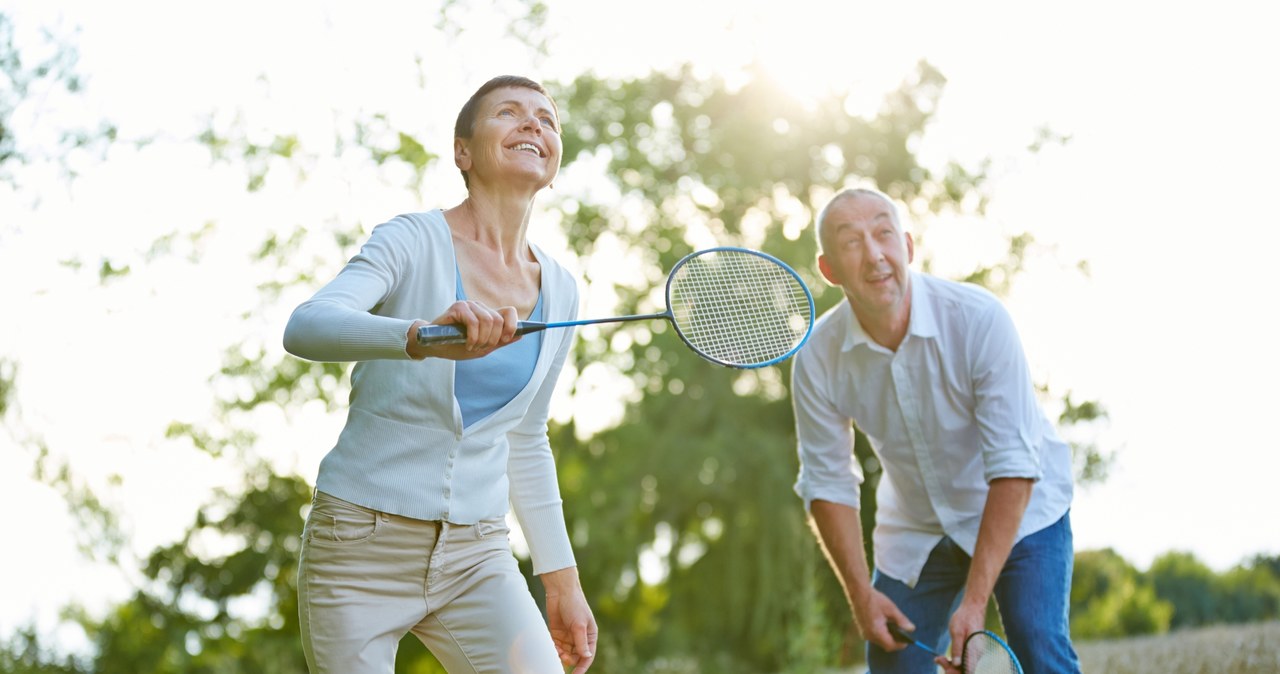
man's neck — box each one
[850,294,912,352]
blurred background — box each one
[2,1,1277,672]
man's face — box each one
[817,193,915,320]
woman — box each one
[283,75,596,674]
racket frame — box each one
[961,630,1023,674]
[887,624,1024,674]
[416,246,815,369]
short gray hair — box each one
[815,187,903,255]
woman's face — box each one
[455,86,562,191]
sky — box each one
[2,0,1278,655]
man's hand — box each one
[854,588,915,652]
[808,500,916,653]
[542,567,597,673]
[935,477,1033,672]
[935,599,986,672]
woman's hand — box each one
[542,567,597,673]
[405,301,520,360]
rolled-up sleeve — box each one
[969,302,1044,482]
[791,347,863,512]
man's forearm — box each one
[963,478,1034,608]
[809,500,873,606]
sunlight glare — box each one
[724,1,920,113]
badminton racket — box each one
[417,246,815,369]
[888,624,1023,674]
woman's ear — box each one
[454,137,471,171]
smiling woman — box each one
[452,80,561,190]
[281,74,598,674]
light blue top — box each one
[455,265,544,428]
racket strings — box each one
[668,250,811,366]
[962,632,1022,674]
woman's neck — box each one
[446,194,532,262]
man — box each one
[791,186,1081,673]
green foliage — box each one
[0,357,15,417]
[1148,551,1280,628]
[1217,564,1280,624]
[1070,549,1280,641]
[353,114,438,190]
[1058,391,1114,488]
[76,468,311,673]
[0,626,88,674]
[0,11,115,186]
[197,116,307,193]
[1071,549,1173,639]
[1147,551,1219,629]
[32,443,128,564]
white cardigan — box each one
[283,209,579,574]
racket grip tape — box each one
[887,624,940,657]
[416,321,550,346]
[888,623,916,645]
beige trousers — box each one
[298,491,564,674]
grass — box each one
[1075,620,1280,674]
[815,621,1280,674]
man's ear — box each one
[906,232,915,264]
[817,254,841,286]
[454,137,471,171]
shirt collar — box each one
[906,272,939,339]
[839,271,938,351]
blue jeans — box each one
[866,512,1081,674]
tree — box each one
[0,11,115,189]
[4,8,1113,672]
[1147,551,1221,629]
[1216,562,1280,625]
[538,62,1107,671]
[1147,551,1280,629]
[1070,549,1172,639]
[0,8,118,670]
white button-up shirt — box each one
[792,272,1073,586]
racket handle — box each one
[887,623,915,645]
[887,624,939,656]
[416,321,550,346]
